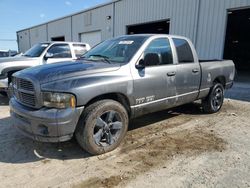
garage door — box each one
[80,31,101,48]
[127,20,170,35]
[224,8,250,71]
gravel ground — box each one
[0,94,250,188]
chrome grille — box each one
[13,77,36,107]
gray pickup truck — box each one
[10,34,235,155]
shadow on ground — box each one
[225,71,250,102]
[0,102,204,164]
[225,82,250,102]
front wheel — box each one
[75,100,129,155]
[202,83,224,114]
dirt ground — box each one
[0,94,250,188]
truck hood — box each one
[0,56,37,63]
[17,60,121,84]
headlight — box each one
[42,92,76,109]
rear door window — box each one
[173,38,194,63]
[73,44,88,58]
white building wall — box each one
[114,0,199,43]
[72,4,113,42]
[47,17,72,41]
[17,30,30,53]
[29,24,47,46]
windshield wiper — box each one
[89,54,111,64]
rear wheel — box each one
[202,83,224,113]
[75,100,129,155]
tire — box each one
[75,99,129,155]
[202,83,224,114]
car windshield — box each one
[82,36,148,63]
[23,43,50,58]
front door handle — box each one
[192,69,199,73]
[167,72,176,77]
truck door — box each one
[131,37,177,116]
[43,44,73,64]
[173,38,201,105]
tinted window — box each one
[47,44,72,58]
[144,38,173,66]
[83,36,148,63]
[173,38,194,63]
[73,44,88,58]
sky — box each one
[0,0,109,51]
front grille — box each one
[19,79,34,91]
[13,77,36,107]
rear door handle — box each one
[192,69,199,73]
[167,72,176,77]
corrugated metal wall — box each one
[114,0,199,42]
[17,0,250,58]
[17,30,30,53]
[72,4,113,42]
[115,0,250,59]
[196,0,250,59]
[29,24,47,46]
[47,17,72,41]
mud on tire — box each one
[75,99,129,155]
[202,83,225,114]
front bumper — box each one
[0,78,8,90]
[10,98,84,142]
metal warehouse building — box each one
[17,0,250,71]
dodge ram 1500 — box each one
[10,34,235,155]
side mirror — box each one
[44,52,53,60]
[135,59,145,69]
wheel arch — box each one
[213,76,226,88]
[84,93,131,117]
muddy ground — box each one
[0,94,250,188]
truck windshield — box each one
[23,43,50,58]
[82,36,148,63]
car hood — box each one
[0,56,36,63]
[16,60,121,84]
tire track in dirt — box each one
[74,111,227,188]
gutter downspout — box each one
[112,2,116,38]
[194,0,201,48]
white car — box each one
[0,42,90,96]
